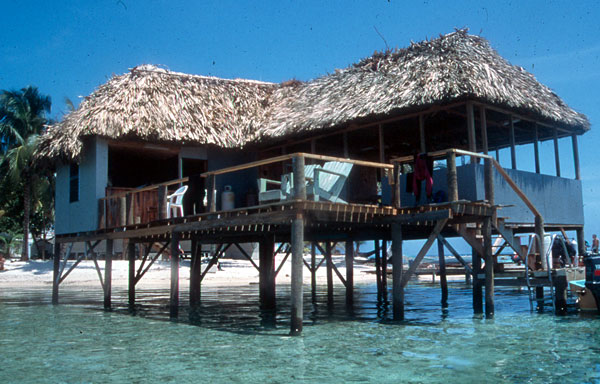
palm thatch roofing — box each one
[37,29,589,162]
[37,65,276,161]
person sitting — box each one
[592,234,599,254]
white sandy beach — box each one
[0,255,379,290]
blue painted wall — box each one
[399,163,583,226]
[55,137,108,235]
[207,147,258,209]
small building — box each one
[37,30,591,331]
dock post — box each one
[576,228,585,263]
[310,243,317,300]
[325,241,334,305]
[345,240,354,306]
[127,241,136,308]
[536,287,545,311]
[554,276,568,315]
[259,236,276,310]
[375,240,382,300]
[290,215,304,336]
[472,248,483,314]
[52,242,60,305]
[290,154,306,336]
[437,238,448,308]
[189,237,201,307]
[535,215,546,270]
[381,240,388,301]
[170,231,180,318]
[391,223,404,320]
[104,239,113,309]
[483,217,494,318]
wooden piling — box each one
[381,240,388,301]
[437,238,448,308]
[535,215,546,270]
[104,239,113,309]
[326,241,334,304]
[170,232,180,318]
[374,239,382,300]
[345,240,354,306]
[310,243,317,299]
[472,247,483,314]
[446,151,458,202]
[391,223,404,320]
[290,215,304,336]
[483,217,494,318]
[554,276,568,315]
[52,242,60,305]
[259,236,276,310]
[189,237,201,307]
[576,228,585,262]
[127,241,136,308]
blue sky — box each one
[1,1,599,252]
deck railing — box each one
[98,177,189,229]
[97,149,544,235]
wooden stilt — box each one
[326,241,334,304]
[259,236,276,310]
[576,228,585,263]
[483,217,494,318]
[391,223,404,320]
[446,151,458,202]
[52,242,60,305]
[310,243,317,300]
[290,215,304,336]
[374,239,382,300]
[104,239,113,309]
[572,134,581,180]
[189,237,201,307]
[554,276,568,315]
[345,240,354,306]
[170,232,180,318]
[472,247,483,314]
[128,241,136,308]
[437,238,448,308]
[536,287,544,311]
[381,240,388,301]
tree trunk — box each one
[21,176,30,261]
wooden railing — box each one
[393,148,545,239]
[201,152,395,212]
[98,177,189,229]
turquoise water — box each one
[1,282,599,383]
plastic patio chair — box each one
[166,185,188,218]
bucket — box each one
[221,185,235,211]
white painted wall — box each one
[55,137,108,235]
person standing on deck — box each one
[592,234,599,254]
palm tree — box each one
[0,86,51,261]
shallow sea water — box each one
[1,281,599,383]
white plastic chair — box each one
[166,185,188,218]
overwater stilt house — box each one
[37,30,590,334]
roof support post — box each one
[419,115,426,153]
[509,116,516,170]
[480,106,488,155]
[292,155,306,200]
[572,134,580,180]
[534,124,540,174]
[310,139,316,154]
[343,132,349,158]
[466,102,477,162]
[378,124,386,181]
[446,151,458,202]
[554,128,561,177]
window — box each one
[69,163,79,203]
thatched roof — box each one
[38,30,589,162]
[37,65,276,161]
[259,29,589,140]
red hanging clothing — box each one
[412,154,433,198]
